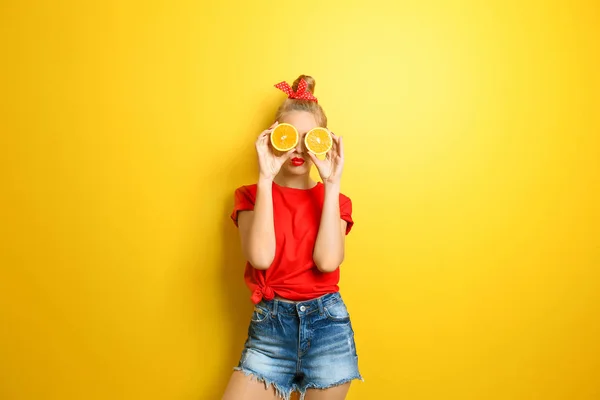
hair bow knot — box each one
[274,78,318,102]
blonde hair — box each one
[275,75,328,128]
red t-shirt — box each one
[231,182,354,304]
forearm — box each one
[245,178,276,269]
[313,183,345,272]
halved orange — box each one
[304,128,333,155]
[270,123,299,152]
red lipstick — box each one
[291,157,305,166]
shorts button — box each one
[299,305,306,312]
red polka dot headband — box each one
[274,78,318,103]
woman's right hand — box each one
[256,122,294,181]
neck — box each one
[274,172,316,189]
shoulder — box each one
[338,191,353,217]
[339,192,351,204]
[311,183,352,206]
[234,184,258,203]
[235,184,257,195]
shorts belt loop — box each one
[272,300,279,316]
[317,297,325,315]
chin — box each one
[284,163,311,176]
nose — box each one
[294,137,304,153]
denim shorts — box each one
[234,292,362,400]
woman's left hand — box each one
[308,132,344,186]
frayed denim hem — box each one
[233,367,293,400]
[298,374,364,400]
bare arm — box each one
[313,183,348,272]
[237,178,276,270]
[308,133,347,273]
[237,123,293,270]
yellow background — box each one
[1,1,599,399]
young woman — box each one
[222,75,361,400]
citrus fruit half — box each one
[270,123,299,152]
[304,128,333,155]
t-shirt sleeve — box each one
[340,195,354,235]
[231,186,255,227]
